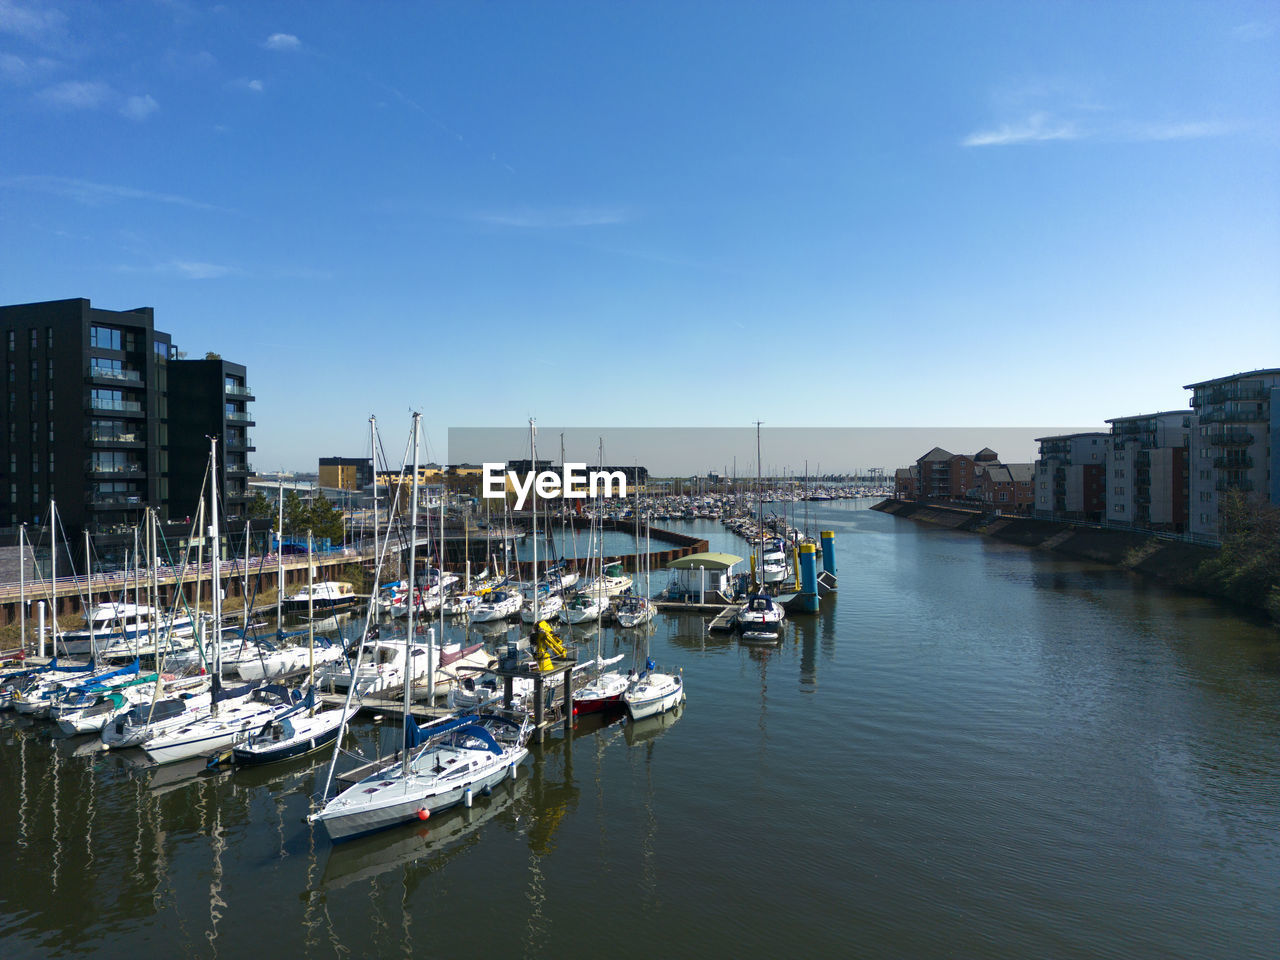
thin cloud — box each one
[1130,120,1236,141]
[0,52,59,84]
[961,113,1079,147]
[166,260,235,279]
[228,77,264,93]
[0,0,68,43]
[1232,20,1275,41]
[36,79,112,109]
[1,175,228,212]
[473,207,630,228]
[119,94,158,121]
[264,32,300,51]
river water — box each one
[1,501,1277,959]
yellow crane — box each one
[530,619,567,672]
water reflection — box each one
[320,777,529,890]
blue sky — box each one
[1,0,1277,471]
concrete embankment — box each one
[873,500,1236,608]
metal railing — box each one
[89,398,143,413]
[89,367,142,383]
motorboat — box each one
[737,594,786,640]
[282,581,359,615]
[101,681,213,749]
[520,593,563,623]
[56,602,194,658]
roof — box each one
[918,446,953,462]
[1006,463,1035,482]
[1104,410,1189,424]
[1033,432,1109,442]
[667,552,744,571]
[894,467,914,479]
[1183,368,1280,390]
[974,447,999,461]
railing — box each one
[89,398,143,413]
[1198,409,1263,425]
[1215,478,1254,492]
[87,462,143,475]
[225,410,254,423]
[1213,455,1253,469]
[89,367,142,383]
[224,384,253,397]
[90,493,145,506]
[1196,384,1268,406]
[88,431,141,444]
[1208,429,1256,446]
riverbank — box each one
[873,499,1278,624]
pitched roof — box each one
[974,447,999,461]
[918,446,953,462]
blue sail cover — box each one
[73,659,141,690]
[404,713,482,749]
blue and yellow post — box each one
[820,530,836,576]
[799,543,819,612]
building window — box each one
[29,421,36,442]
[29,329,37,350]
[47,389,53,411]
[30,359,37,381]
[8,484,15,504]
[89,325,122,350]
[46,327,52,349]
[48,453,54,472]
[6,331,13,351]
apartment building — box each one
[1034,432,1109,521]
[1104,411,1191,532]
[1185,369,1280,540]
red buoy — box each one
[417,808,429,821]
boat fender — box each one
[464,787,473,808]
[417,808,430,821]
[508,762,518,780]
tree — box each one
[282,490,308,538]
[205,351,222,360]
[247,491,274,521]
[307,493,346,544]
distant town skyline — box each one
[1,1,1277,472]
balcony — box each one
[87,461,145,476]
[1215,478,1254,492]
[1196,384,1268,406]
[225,384,254,398]
[1208,429,1256,446]
[1213,455,1253,470]
[88,493,145,507]
[90,397,143,414]
[225,410,254,423]
[225,462,252,476]
[1198,408,1265,425]
[88,367,142,384]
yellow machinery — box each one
[531,619,567,672]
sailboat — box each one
[615,500,656,628]
[232,532,361,765]
[311,413,531,842]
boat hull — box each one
[315,752,526,842]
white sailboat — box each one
[312,413,531,842]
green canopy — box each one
[666,552,744,571]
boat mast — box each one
[369,416,379,599]
[530,418,539,625]
[84,529,95,663]
[210,437,222,688]
[50,499,59,657]
[402,412,421,771]
[307,530,315,715]
[17,523,25,653]
[276,479,284,639]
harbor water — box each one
[1,501,1277,958]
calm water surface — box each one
[1,502,1277,959]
